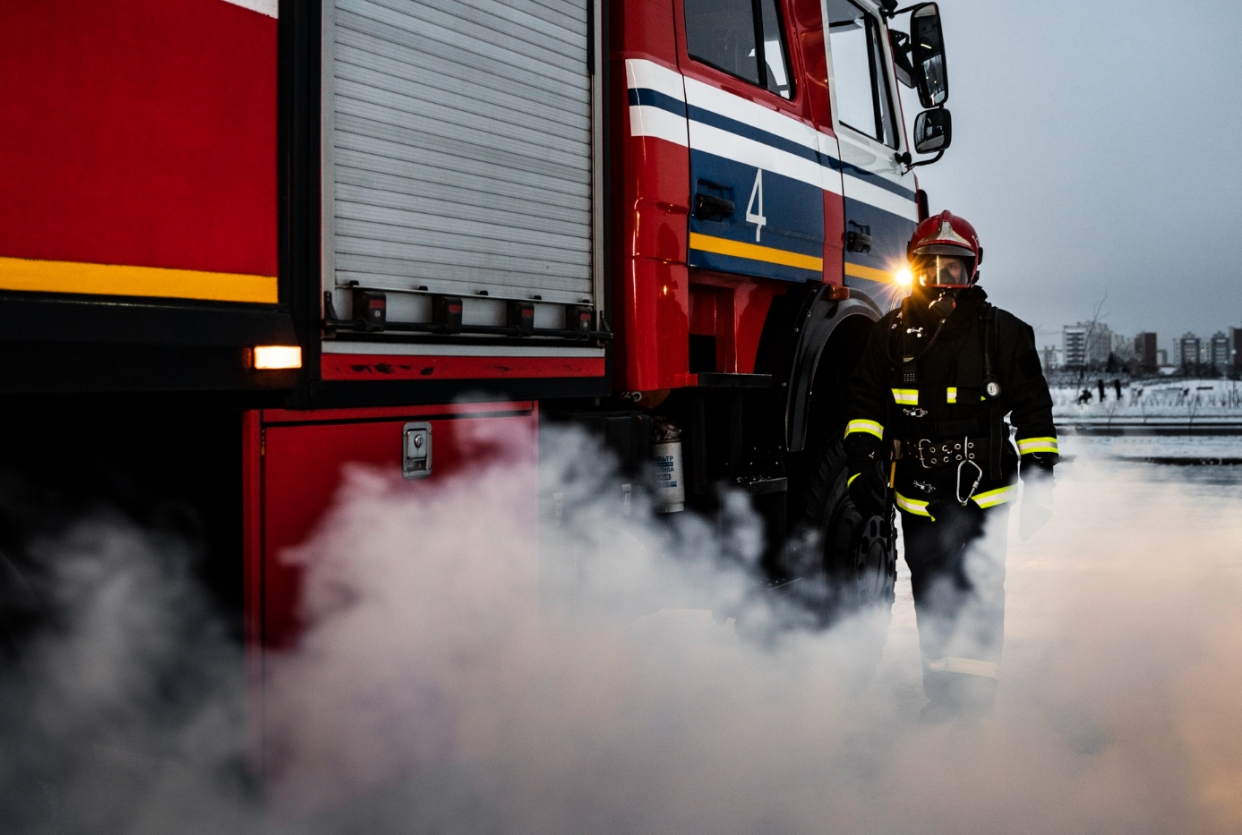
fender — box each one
[784,288,886,452]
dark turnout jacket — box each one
[843,287,1057,518]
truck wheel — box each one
[788,433,897,625]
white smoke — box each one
[0,510,255,834]
[2,427,1242,834]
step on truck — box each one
[0,0,954,810]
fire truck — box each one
[0,0,951,780]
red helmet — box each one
[906,210,983,289]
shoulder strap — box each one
[887,299,911,384]
[980,304,1005,479]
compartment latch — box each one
[402,422,432,479]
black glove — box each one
[1019,454,1056,541]
[844,434,888,518]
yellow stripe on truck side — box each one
[689,233,824,272]
[0,256,278,304]
[844,262,893,283]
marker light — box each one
[253,345,303,370]
[894,267,914,288]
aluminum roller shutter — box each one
[324,0,596,310]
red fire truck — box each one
[0,0,951,778]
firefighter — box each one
[843,211,1057,722]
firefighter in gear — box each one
[843,211,1057,721]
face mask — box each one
[927,289,958,320]
[913,255,974,289]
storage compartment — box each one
[322,0,604,335]
[246,402,537,813]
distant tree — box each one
[1075,292,1109,385]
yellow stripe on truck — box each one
[689,233,824,272]
[0,256,278,304]
[844,262,893,283]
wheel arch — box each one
[784,290,886,453]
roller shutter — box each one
[324,0,596,311]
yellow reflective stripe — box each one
[891,388,919,405]
[843,261,892,283]
[925,656,1000,679]
[844,419,884,440]
[847,473,860,487]
[945,387,986,403]
[0,256,278,304]
[1018,436,1060,455]
[689,233,824,272]
[972,485,1017,509]
[895,492,933,519]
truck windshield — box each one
[826,0,898,147]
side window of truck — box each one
[826,0,898,147]
[685,0,795,100]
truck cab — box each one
[608,0,951,589]
[613,0,945,394]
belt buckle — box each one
[916,438,932,468]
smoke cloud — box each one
[2,427,1241,834]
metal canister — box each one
[651,419,685,513]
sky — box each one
[897,0,1242,352]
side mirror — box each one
[910,3,948,108]
[913,108,952,154]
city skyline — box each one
[1045,322,1242,372]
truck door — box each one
[678,0,832,284]
[824,0,919,307]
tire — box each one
[787,433,897,626]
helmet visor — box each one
[913,254,974,288]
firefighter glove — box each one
[845,434,888,519]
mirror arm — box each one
[885,3,928,18]
[900,149,945,173]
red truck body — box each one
[0,0,278,302]
[0,0,944,807]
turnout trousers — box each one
[900,501,1010,710]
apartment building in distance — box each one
[1134,332,1158,372]
[1176,332,1202,370]
[1062,322,1113,368]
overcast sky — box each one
[897,0,1242,352]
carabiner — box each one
[956,459,983,506]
